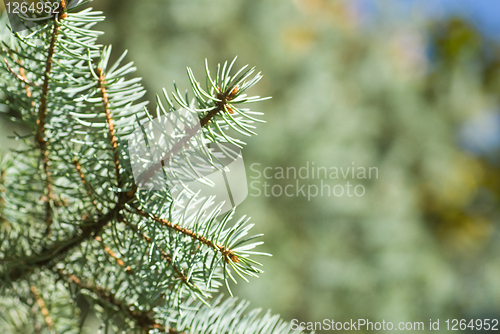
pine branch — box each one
[134,64,266,188]
[56,269,177,333]
[2,197,129,282]
[120,217,184,278]
[118,216,216,303]
[199,85,239,127]
[130,207,239,264]
[168,296,303,334]
[124,201,267,297]
[0,4,298,333]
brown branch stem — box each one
[36,3,67,232]
[94,236,133,273]
[135,86,236,187]
[2,197,130,282]
[30,285,55,331]
[56,269,172,332]
[97,67,121,185]
[72,158,100,212]
[129,207,239,264]
[120,217,191,283]
[3,58,40,89]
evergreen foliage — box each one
[0,2,299,333]
[70,0,500,326]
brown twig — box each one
[36,2,68,233]
[3,58,40,89]
[37,0,68,144]
[121,218,173,263]
[130,207,239,264]
[199,85,238,127]
[120,217,192,283]
[30,285,55,331]
[3,172,137,283]
[56,269,175,332]
[57,0,68,20]
[19,65,34,99]
[94,236,133,273]
[72,158,100,212]
[96,67,121,185]
[4,201,123,282]
[135,85,237,187]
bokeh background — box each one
[2,0,500,333]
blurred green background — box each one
[2,0,500,332]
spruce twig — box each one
[128,207,240,264]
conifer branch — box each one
[199,85,239,127]
[18,65,36,94]
[56,269,173,333]
[129,207,239,264]
[0,4,279,331]
[135,64,266,187]
[120,217,194,285]
[3,185,136,283]
[120,217,173,264]
[136,88,230,187]
[19,62,36,104]
[4,203,121,281]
